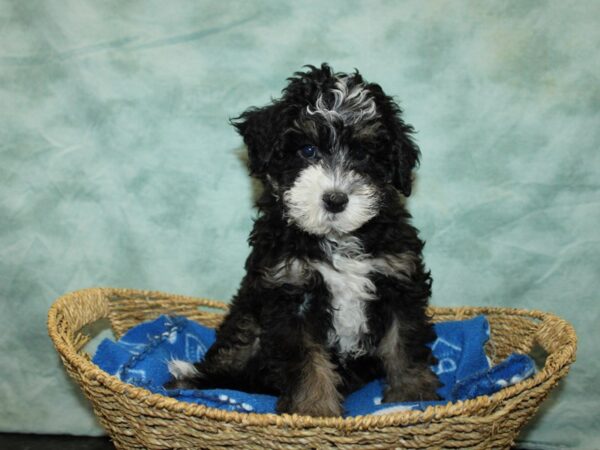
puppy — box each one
[166,64,440,416]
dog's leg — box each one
[164,303,261,391]
[275,331,343,417]
[377,315,440,402]
[369,253,440,402]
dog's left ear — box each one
[231,104,281,177]
[370,86,420,197]
[390,117,420,197]
[368,83,420,196]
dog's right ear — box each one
[231,104,280,177]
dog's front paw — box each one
[164,359,204,390]
[277,394,343,417]
[382,367,441,403]
[382,385,440,403]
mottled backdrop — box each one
[1,1,598,448]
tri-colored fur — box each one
[165,64,440,416]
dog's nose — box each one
[322,191,349,213]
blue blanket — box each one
[93,315,535,416]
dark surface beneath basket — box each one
[0,433,113,449]
[0,433,535,449]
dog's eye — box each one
[353,148,368,161]
[300,145,319,159]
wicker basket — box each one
[48,288,576,450]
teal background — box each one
[1,0,599,447]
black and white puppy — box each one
[166,64,440,416]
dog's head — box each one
[233,63,420,236]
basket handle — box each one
[535,312,577,369]
[48,288,113,358]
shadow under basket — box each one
[48,288,577,450]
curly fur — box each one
[165,64,440,416]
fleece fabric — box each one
[92,314,535,416]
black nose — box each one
[322,191,349,213]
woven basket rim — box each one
[48,287,577,430]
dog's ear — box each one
[231,104,281,177]
[369,84,421,197]
[390,118,420,197]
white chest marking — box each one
[313,237,375,357]
[261,237,418,358]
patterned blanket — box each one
[93,315,535,415]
